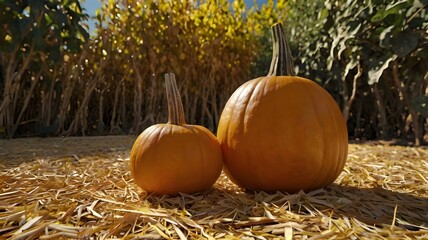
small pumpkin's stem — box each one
[165,73,186,125]
[267,23,296,76]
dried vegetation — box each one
[0,136,427,239]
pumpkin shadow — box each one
[142,184,428,231]
[305,184,428,230]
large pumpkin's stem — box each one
[165,73,186,125]
[267,23,296,76]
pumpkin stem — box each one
[165,73,186,125]
[267,23,296,76]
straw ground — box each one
[0,136,427,239]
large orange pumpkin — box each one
[217,23,348,193]
[130,73,223,195]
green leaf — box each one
[391,31,419,57]
[319,8,329,19]
[408,17,425,30]
[371,0,408,23]
[44,13,53,25]
[63,0,71,7]
[78,24,89,41]
[371,9,386,22]
[384,0,409,15]
[383,13,404,27]
[367,54,397,85]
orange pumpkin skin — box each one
[130,73,223,195]
[130,124,223,195]
[217,75,348,192]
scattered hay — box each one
[0,137,427,239]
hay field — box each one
[0,136,427,239]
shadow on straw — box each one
[142,184,427,231]
[321,184,428,230]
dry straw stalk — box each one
[0,136,427,239]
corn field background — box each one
[0,0,427,145]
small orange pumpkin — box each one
[130,73,223,195]
[217,23,348,193]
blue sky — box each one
[82,1,268,33]
[82,0,101,33]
